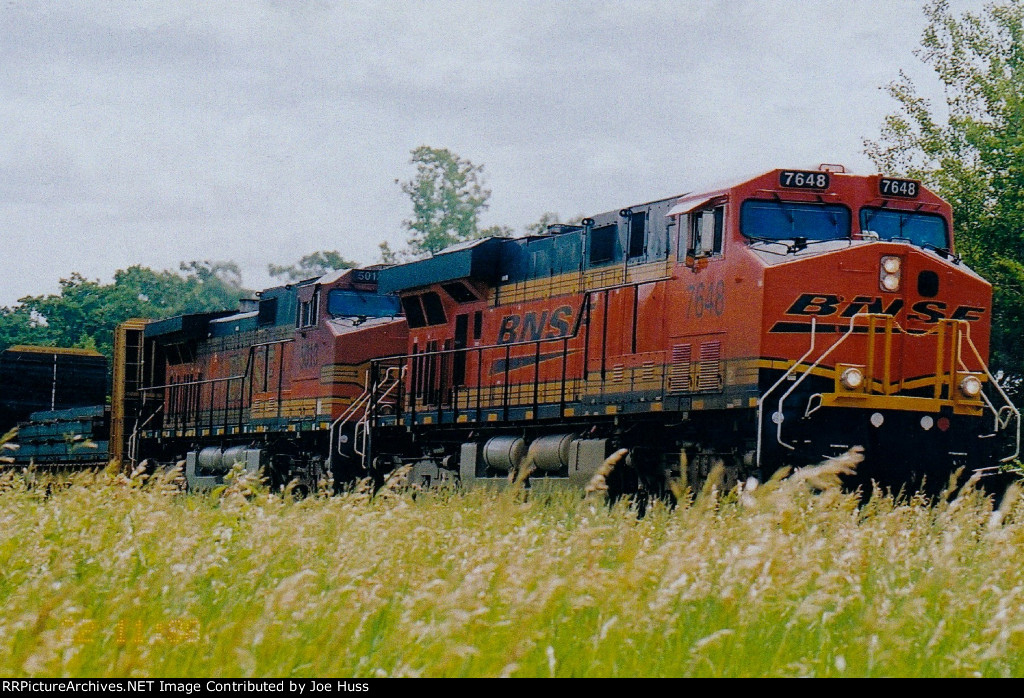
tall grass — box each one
[1,461,1023,677]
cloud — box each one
[0,0,968,304]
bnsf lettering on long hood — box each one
[497,305,574,344]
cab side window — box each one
[296,289,320,328]
[688,206,724,257]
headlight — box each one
[959,375,982,398]
[841,367,864,390]
[880,256,902,292]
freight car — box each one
[13,406,110,466]
[0,346,110,467]
[359,166,1020,493]
[0,345,107,435]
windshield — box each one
[328,289,401,318]
[741,200,851,242]
[859,208,949,249]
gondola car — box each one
[0,345,107,435]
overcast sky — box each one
[0,0,984,305]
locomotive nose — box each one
[822,243,993,407]
[895,246,986,334]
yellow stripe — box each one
[320,361,371,385]
[756,358,985,394]
[7,344,103,357]
[250,396,353,420]
[489,259,674,305]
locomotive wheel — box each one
[307,455,328,493]
[285,455,327,497]
[684,446,745,498]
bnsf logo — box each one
[786,294,985,323]
[497,305,574,344]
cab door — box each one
[669,202,728,395]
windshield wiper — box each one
[770,194,797,227]
[744,236,794,255]
[745,235,848,255]
[862,202,888,228]
[921,242,960,263]
[899,213,913,236]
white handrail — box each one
[327,366,403,473]
[353,366,406,460]
[327,372,370,476]
[127,403,163,464]
[756,317,817,468]
[761,313,1020,465]
[775,313,873,452]
[956,320,1021,462]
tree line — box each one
[2,0,1022,391]
[0,263,246,359]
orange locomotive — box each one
[117,267,406,489]
[366,166,1019,491]
[111,166,1019,493]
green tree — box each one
[395,146,510,258]
[6,261,248,357]
[378,241,399,265]
[268,251,359,281]
[865,0,1024,387]
[0,305,45,351]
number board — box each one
[352,269,379,285]
[779,170,830,190]
[879,177,920,198]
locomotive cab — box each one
[733,170,1015,486]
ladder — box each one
[328,366,404,473]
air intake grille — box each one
[669,344,691,393]
[696,341,722,391]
